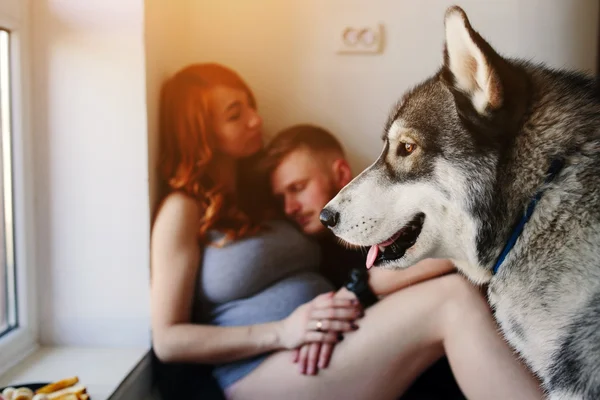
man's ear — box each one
[331,159,352,189]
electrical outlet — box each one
[336,24,384,54]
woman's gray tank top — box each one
[194,219,333,388]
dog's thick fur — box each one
[323,6,600,399]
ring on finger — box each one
[315,320,324,332]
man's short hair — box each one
[261,124,345,175]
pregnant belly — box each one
[211,271,334,327]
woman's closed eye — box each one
[224,101,243,121]
[227,112,241,121]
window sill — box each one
[0,327,38,377]
[0,346,152,400]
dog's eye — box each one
[397,142,416,157]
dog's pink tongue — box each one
[366,245,379,269]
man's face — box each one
[271,148,339,236]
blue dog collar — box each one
[492,159,565,275]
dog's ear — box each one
[442,6,503,115]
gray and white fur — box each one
[322,6,600,399]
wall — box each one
[144,0,193,213]
[150,0,599,173]
[32,0,151,346]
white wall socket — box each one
[336,24,384,54]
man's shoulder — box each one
[318,237,366,289]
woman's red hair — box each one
[156,63,265,244]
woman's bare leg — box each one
[440,276,546,399]
[226,273,544,400]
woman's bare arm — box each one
[150,193,284,364]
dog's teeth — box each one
[378,245,386,252]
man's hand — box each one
[335,286,358,301]
[292,288,361,375]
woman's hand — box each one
[278,291,361,350]
[292,288,362,375]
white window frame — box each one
[0,0,38,376]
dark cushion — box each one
[152,349,225,400]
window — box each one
[0,0,37,376]
[0,28,16,339]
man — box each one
[263,124,465,400]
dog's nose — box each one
[320,208,339,228]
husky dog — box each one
[320,5,600,400]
